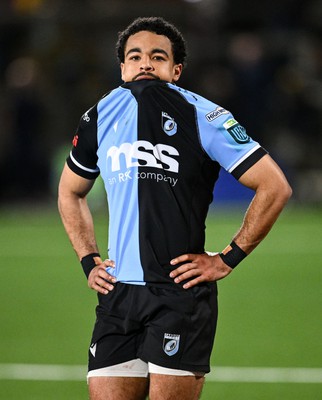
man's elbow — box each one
[285,182,293,201]
[276,179,293,206]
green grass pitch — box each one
[0,204,321,399]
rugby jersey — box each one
[67,79,266,287]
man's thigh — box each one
[87,359,205,400]
[149,374,205,400]
[88,377,149,400]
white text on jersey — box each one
[106,140,179,173]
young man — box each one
[58,17,292,400]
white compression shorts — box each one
[87,358,205,379]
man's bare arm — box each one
[58,163,98,259]
[233,154,292,253]
[58,164,116,294]
[170,154,292,288]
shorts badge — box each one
[163,333,180,356]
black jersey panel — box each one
[131,81,220,284]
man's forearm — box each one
[233,184,291,254]
[231,154,292,255]
[58,193,99,260]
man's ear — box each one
[172,63,183,82]
[120,63,125,81]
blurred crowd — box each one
[0,0,321,204]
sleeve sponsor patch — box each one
[205,106,229,122]
[223,118,250,144]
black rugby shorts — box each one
[88,282,218,373]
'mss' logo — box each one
[106,140,179,173]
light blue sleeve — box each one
[195,99,261,173]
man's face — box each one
[120,31,183,83]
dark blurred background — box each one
[0,0,321,205]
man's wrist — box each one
[219,241,247,269]
[81,253,100,278]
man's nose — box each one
[140,56,153,70]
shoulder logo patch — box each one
[206,106,229,122]
[82,111,90,122]
[223,118,250,144]
[161,112,177,136]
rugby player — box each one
[58,17,292,400]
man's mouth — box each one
[133,72,159,81]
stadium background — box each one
[0,0,321,399]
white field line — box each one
[206,367,322,383]
[0,364,86,381]
[0,364,322,383]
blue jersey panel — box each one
[96,88,144,284]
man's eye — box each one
[130,56,140,61]
[153,56,165,61]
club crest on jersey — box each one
[163,333,180,356]
[161,112,177,136]
[223,118,250,144]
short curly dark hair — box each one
[116,17,187,68]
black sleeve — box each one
[66,105,100,180]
